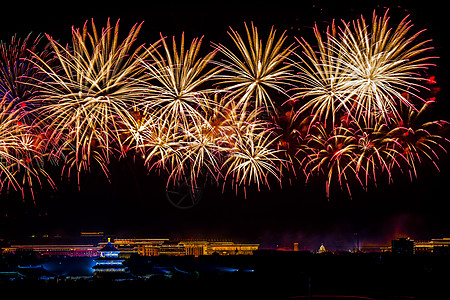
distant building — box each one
[80,231,104,237]
[159,243,186,256]
[205,241,259,256]
[92,239,127,275]
[318,243,327,254]
[181,240,209,256]
[101,238,168,257]
[2,237,259,258]
[354,233,360,252]
[414,238,450,254]
[104,238,259,257]
[359,237,450,254]
[392,238,415,255]
[2,244,100,257]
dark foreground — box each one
[1,252,448,299]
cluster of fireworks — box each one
[0,10,447,201]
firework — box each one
[31,19,149,182]
[295,100,448,199]
[331,11,434,124]
[351,123,398,188]
[133,111,185,182]
[286,10,447,199]
[131,33,223,189]
[293,11,434,127]
[302,122,360,198]
[138,33,221,133]
[291,21,348,126]
[386,101,449,181]
[215,23,294,113]
[223,124,283,192]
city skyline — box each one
[3,233,448,298]
[3,230,450,253]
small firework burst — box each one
[303,123,360,199]
[223,124,283,192]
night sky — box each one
[0,1,449,250]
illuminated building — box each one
[80,231,104,237]
[360,237,450,253]
[392,238,415,255]
[103,238,259,257]
[414,238,450,253]
[181,240,209,256]
[2,238,260,258]
[2,244,100,257]
[100,238,169,257]
[92,239,127,274]
[358,243,389,253]
[102,238,189,257]
[159,244,186,256]
[205,241,259,255]
[317,243,327,254]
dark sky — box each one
[0,1,449,250]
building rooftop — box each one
[99,242,120,253]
